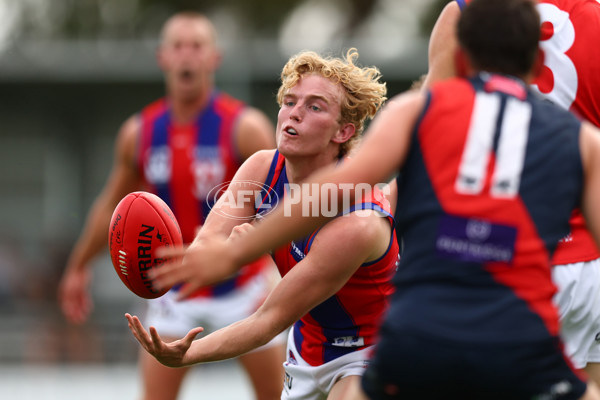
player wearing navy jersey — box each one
[131,0,600,398]
[58,12,284,400]
[427,0,600,387]
[125,48,398,400]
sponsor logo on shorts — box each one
[595,332,600,342]
[332,336,365,348]
[532,380,572,400]
[558,233,573,243]
[284,372,293,391]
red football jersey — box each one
[456,0,600,264]
[257,151,399,366]
[136,92,266,297]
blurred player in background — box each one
[426,0,600,386]
[125,48,398,400]
[128,0,600,397]
[58,11,285,400]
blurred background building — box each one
[0,0,448,398]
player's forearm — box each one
[185,315,278,364]
[190,193,255,248]
[230,179,336,268]
[66,200,112,271]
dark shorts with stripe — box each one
[361,326,587,400]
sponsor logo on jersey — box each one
[290,241,306,260]
[286,350,298,365]
[144,146,172,185]
[436,214,517,263]
[192,146,226,199]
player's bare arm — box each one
[59,115,142,323]
[422,1,461,89]
[580,122,600,248]
[126,210,391,366]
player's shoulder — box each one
[123,97,166,138]
[245,148,278,164]
[312,207,391,263]
[331,205,390,241]
[137,97,168,121]
[237,106,274,132]
[115,114,141,151]
[235,149,278,180]
[578,121,600,158]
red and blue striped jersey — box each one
[136,91,266,297]
[391,73,582,344]
[257,151,399,366]
[458,0,600,265]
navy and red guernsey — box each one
[457,0,600,265]
[390,73,582,344]
[257,151,399,366]
[136,91,266,297]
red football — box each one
[108,191,183,299]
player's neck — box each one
[284,151,339,184]
[168,86,213,124]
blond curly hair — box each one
[276,48,387,158]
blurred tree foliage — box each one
[13,0,384,39]
[419,0,451,36]
[12,0,447,40]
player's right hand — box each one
[125,313,203,367]
[58,267,93,324]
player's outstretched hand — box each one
[125,313,203,367]
[153,235,239,300]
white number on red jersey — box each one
[455,92,531,198]
[531,3,577,109]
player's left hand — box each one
[125,313,203,367]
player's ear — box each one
[209,47,223,71]
[332,123,356,144]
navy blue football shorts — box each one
[361,326,587,399]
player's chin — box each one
[276,143,304,159]
[177,84,202,100]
